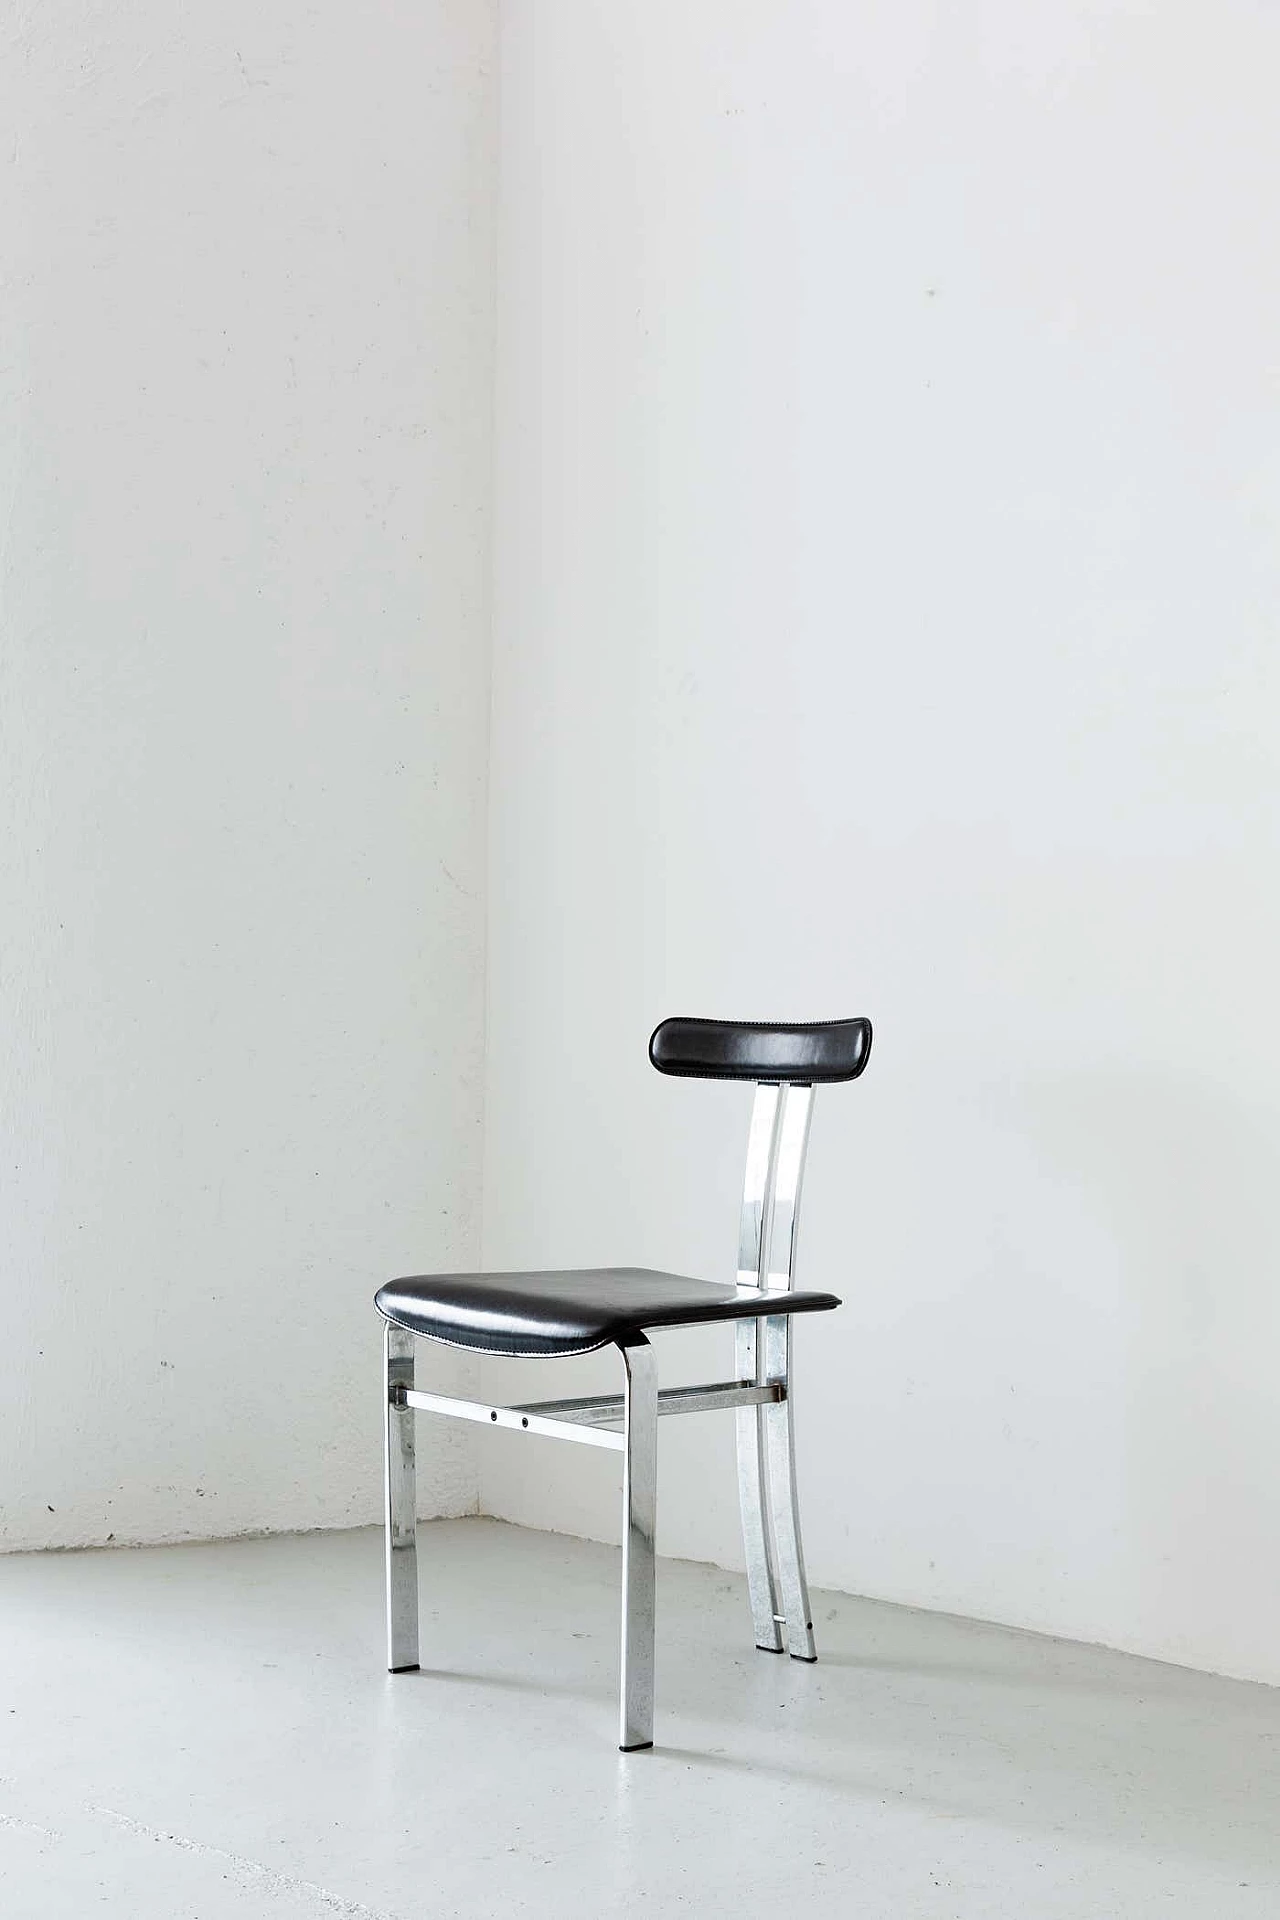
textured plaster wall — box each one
[0,2,495,1546]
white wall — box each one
[0,2,495,1546]
[484,1,1280,1684]
[7,0,1280,1694]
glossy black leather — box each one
[649,1016,872,1084]
[375,1267,841,1358]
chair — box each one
[376,1014,872,1750]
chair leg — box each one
[619,1338,658,1751]
[384,1322,420,1672]
[762,1314,817,1661]
[735,1320,783,1652]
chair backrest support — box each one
[650,1015,872,1297]
[737,1082,814,1293]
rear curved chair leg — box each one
[762,1313,817,1661]
[735,1320,783,1652]
[385,1323,419,1672]
[619,1338,659,1751]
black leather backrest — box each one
[649,1016,872,1085]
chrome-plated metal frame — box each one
[401,1377,781,1442]
[619,1339,658,1750]
[513,1379,783,1423]
[384,1322,419,1672]
[736,1086,785,1650]
[734,1082,817,1660]
[762,1311,816,1659]
[382,1076,824,1745]
[761,1085,818,1660]
[736,1317,781,1650]
[404,1385,626,1451]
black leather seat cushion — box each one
[375,1267,841,1358]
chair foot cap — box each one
[619,1740,654,1753]
[790,1653,818,1664]
[756,1643,785,1655]
[388,1662,420,1673]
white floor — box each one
[2,1521,1279,1917]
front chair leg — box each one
[762,1314,817,1661]
[384,1323,420,1671]
[619,1337,658,1751]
